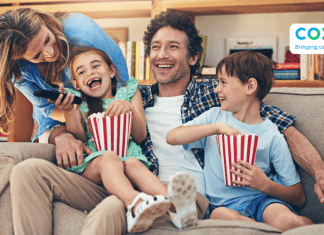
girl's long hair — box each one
[69,46,125,117]
[0,8,69,134]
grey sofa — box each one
[1,87,324,235]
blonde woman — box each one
[2,8,130,235]
[0,8,128,143]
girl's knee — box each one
[101,151,119,159]
[124,157,142,167]
[100,151,121,163]
[96,151,123,171]
[124,158,145,173]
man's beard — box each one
[153,57,191,84]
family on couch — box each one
[0,8,323,235]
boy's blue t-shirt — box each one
[183,107,301,208]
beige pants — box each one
[10,158,127,235]
[10,158,209,235]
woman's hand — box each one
[104,100,133,116]
[49,84,75,112]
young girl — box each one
[54,46,171,233]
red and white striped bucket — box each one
[88,112,133,157]
[216,134,259,186]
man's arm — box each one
[48,125,92,169]
[284,126,324,204]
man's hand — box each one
[54,132,92,169]
[314,176,324,204]
[283,126,324,204]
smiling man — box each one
[139,10,324,226]
[149,26,194,84]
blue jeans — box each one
[206,195,296,222]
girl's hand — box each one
[216,123,242,136]
[231,160,270,192]
[51,84,75,112]
[104,100,133,116]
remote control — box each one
[34,89,83,105]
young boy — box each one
[166,50,313,231]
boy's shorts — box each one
[206,195,296,222]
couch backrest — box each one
[263,87,324,223]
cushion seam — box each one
[269,92,323,96]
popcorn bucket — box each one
[216,134,259,186]
[88,112,133,157]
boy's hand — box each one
[104,100,133,116]
[231,160,270,192]
[217,123,242,136]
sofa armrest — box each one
[0,142,56,200]
[0,142,56,164]
[0,142,56,235]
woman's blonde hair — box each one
[0,8,69,134]
[69,46,125,117]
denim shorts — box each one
[206,195,296,222]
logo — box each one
[290,24,324,54]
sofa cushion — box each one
[0,155,15,235]
[0,142,56,235]
[128,214,281,235]
[51,205,281,235]
[263,88,324,223]
[281,224,324,235]
[263,87,324,157]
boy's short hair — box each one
[216,50,276,100]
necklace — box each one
[39,62,52,86]
[44,62,50,84]
[34,62,52,86]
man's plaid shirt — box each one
[140,78,296,176]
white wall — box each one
[94,17,151,41]
[195,12,324,66]
[93,12,324,66]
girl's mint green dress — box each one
[65,77,151,173]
